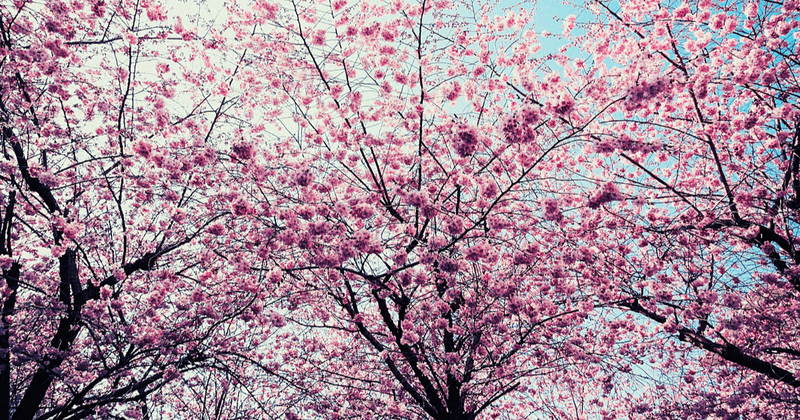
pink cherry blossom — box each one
[5,0,798,419]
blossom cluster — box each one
[542,198,562,222]
[231,141,255,160]
[293,167,315,187]
[593,133,661,154]
[546,93,575,116]
[452,124,480,158]
[587,182,624,209]
[624,77,670,111]
[500,106,542,144]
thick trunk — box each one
[12,249,81,420]
[1,264,19,420]
[12,314,80,420]
[0,192,16,420]
[437,413,474,420]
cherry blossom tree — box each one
[9,0,800,418]
[0,1,286,419]
[556,0,800,417]
[213,0,655,418]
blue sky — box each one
[498,0,586,55]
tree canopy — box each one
[0,0,798,418]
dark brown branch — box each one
[6,128,60,214]
[620,299,800,388]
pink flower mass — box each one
[1,0,799,419]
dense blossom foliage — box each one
[0,1,281,419]
[559,0,800,417]
[0,0,798,418]
[216,1,626,417]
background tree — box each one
[556,0,800,417]
[0,1,286,419]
